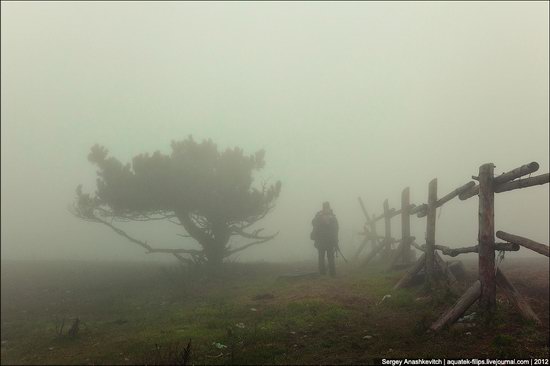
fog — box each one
[1,2,548,263]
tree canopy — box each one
[72,136,281,265]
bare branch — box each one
[121,214,176,221]
[93,207,175,222]
[230,226,276,240]
[74,207,205,260]
[146,248,202,255]
[169,218,183,226]
[171,253,195,265]
[225,232,279,256]
[91,215,153,251]
[232,204,275,231]
[189,212,211,233]
[410,241,425,252]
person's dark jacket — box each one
[311,210,339,246]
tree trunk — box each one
[177,212,228,267]
[201,241,223,266]
[207,221,231,266]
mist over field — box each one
[1,1,548,264]
[2,3,549,365]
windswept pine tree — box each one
[71,136,281,267]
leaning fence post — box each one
[478,163,496,311]
[425,178,437,285]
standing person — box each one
[311,202,339,277]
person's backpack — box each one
[310,229,317,241]
[311,212,337,242]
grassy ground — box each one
[1,257,548,365]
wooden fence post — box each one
[370,214,378,249]
[383,199,392,259]
[401,187,411,264]
[478,163,496,311]
[425,178,437,285]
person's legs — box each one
[327,246,336,277]
[318,247,327,275]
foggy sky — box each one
[1,2,548,263]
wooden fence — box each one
[355,161,549,331]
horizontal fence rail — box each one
[356,161,548,331]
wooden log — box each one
[434,251,457,286]
[434,252,457,286]
[386,187,413,269]
[410,240,425,252]
[494,173,549,194]
[493,162,539,185]
[401,187,412,264]
[494,243,520,252]
[372,208,397,223]
[393,253,426,290]
[478,163,496,311]
[436,181,476,208]
[430,281,481,332]
[459,162,540,200]
[357,197,372,223]
[387,241,405,270]
[357,214,381,263]
[371,213,384,223]
[355,204,384,263]
[496,231,549,257]
[425,178,437,285]
[459,185,479,200]
[496,268,541,325]
[352,237,369,261]
[437,244,477,256]
[388,237,415,270]
[410,203,427,216]
[363,240,385,266]
[417,177,470,217]
[434,242,519,257]
[386,204,416,219]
